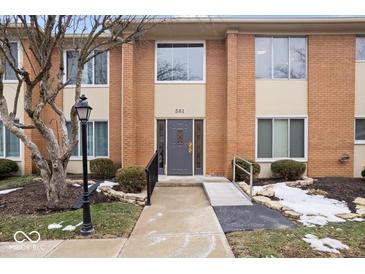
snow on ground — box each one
[0,187,23,195]
[62,222,82,232]
[272,183,351,226]
[48,222,64,230]
[96,181,119,192]
[303,234,349,253]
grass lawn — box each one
[0,175,40,190]
[227,221,365,258]
[0,202,142,242]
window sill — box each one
[255,78,307,81]
[69,156,109,161]
[256,158,307,163]
[0,156,21,161]
[355,141,365,145]
[155,81,205,84]
[64,84,109,89]
[2,80,19,84]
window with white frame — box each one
[356,37,365,61]
[65,50,108,85]
[156,43,204,82]
[66,121,108,157]
[0,120,20,158]
[355,118,365,143]
[4,42,19,81]
[257,118,305,159]
[255,37,307,80]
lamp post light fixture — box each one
[74,94,94,236]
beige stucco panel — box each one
[354,145,365,177]
[63,87,109,120]
[256,80,307,116]
[2,83,24,120]
[155,84,205,118]
[355,63,365,116]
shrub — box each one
[361,169,365,178]
[90,158,116,179]
[271,159,306,180]
[233,159,260,182]
[0,159,19,177]
[116,166,146,193]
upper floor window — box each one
[356,37,365,61]
[256,37,307,80]
[0,120,20,158]
[65,50,108,85]
[4,42,18,81]
[156,43,205,82]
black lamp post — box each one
[74,94,94,236]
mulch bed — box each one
[253,176,365,213]
[0,182,115,216]
[301,177,365,212]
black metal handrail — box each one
[145,150,158,206]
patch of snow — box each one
[62,222,82,232]
[72,183,81,187]
[272,183,351,226]
[350,218,364,222]
[252,186,264,192]
[0,187,23,195]
[303,234,349,254]
[96,181,119,192]
[48,222,64,230]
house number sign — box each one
[175,108,185,114]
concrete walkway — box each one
[0,238,128,258]
[0,185,234,258]
[119,186,234,258]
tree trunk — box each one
[42,160,67,209]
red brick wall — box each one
[225,32,238,177]
[134,40,155,166]
[206,40,227,176]
[121,43,137,167]
[109,46,123,167]
[308,35,355,177]
[237,34,256,161]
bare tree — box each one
[0,15,153,209]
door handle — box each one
[188,141,193,154]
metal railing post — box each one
[233,156,236,183]
[249,163,253,199]
[146,169,151,206]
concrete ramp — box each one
[203,182,252,206]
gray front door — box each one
[167,119,193,175]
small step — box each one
[203,182,252,206]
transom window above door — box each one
[255,37,307,80]
[156,42,205,82]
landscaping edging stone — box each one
[354,197,365,217]
[238,181,302,220]
[99,187,146,207]
[238,177,364,221]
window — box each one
[257,118,305,159]
[156,43,204,82]
[355,118,365,143]
[356,37,365,61]
[66,121,108,158]
[4,42,18,81]
[0,120,20,158]
[65,50,108,85]
[255,37,307,80]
